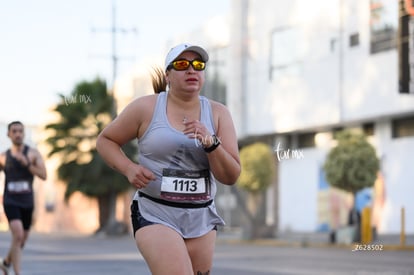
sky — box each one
[0,0,230,127]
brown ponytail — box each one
[151,67,167,94]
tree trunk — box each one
[230,187,271,240]
[105,191,117,228]
[348,192,361,242]
[96,194,110,234]
[106,191,128,235]
[95,191,127,235]
[230,186,254,223]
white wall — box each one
[279,148,326,231]
[382,137,414,233]
[374,120,414,233]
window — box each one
[370,0,398,54]
[203,46,227,104]
[298,132,316,148]
[350,33,360,47]
[398,0,413,93]
[269,26,304,81]
[363,123,375,136]
[392,115,414,138]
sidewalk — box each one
[0,231,148,275]
[217,228,414,250]
[274,231,414,246]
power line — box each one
[90,0,138,90]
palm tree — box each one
[45,78,136,234]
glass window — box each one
[350,33,360,47]
[392,115,414,138]
[269,27,305,81]
[363,123,375,136]
[298,132,316,148]
[370,0,398,54]
[203,46,227,105]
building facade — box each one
[227,0,414,234]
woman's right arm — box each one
[96,96,156,188]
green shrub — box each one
[323,130,379,194]
[238,142,276,193]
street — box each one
[0,231,413,275]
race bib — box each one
[7,180,31,194]
[161,169,211,201]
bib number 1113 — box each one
[160,168,211,200]
[161,177,205,194]
[173,179,197,192]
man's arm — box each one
[0,152,5,172]
[28,148,47,180]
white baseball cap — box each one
[164,43,209,71]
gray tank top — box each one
[133,91,225,238]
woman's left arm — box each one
[205,102,240,185]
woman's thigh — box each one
[135,224,193,275]
[185,230,216,275]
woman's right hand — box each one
[125,163,156,189]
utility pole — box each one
[111,0,118,88]
[240,0,248,137]
[90,0,138,235]
[91,0,138,94]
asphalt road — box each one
[0,231,413,275]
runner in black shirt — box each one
[0,121,47,275]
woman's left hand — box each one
[182,119,213,147]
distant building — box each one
[227,0,414,234]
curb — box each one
[217,238,414,251]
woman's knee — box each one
[186,230,216,273]
[136,225,193,275]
